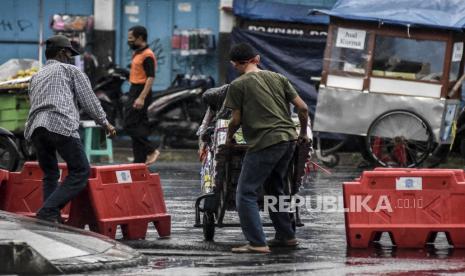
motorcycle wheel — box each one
[0,136,20,171]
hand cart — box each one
[194,120,311,241]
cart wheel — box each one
[216,183,226,224]
[203,211,215,241]
[321,153,340,168]
[366,110,434,168]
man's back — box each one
[226,70,298,152]
[26,60,80,139]
[25,60,107,140]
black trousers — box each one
[31,127,90,220]
[124,84,156,163]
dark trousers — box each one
[131,135,156,163]
[124,84,156,163]
[236,141,296,246]
[31,127,90,220]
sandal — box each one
[231,244,271,254]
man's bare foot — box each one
[145,149,160,165]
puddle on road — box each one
[106,162,465,275]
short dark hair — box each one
[129,25,148,41]
[45,47,64,59]
[229,43,258,62]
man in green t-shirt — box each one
[225,43,309,253]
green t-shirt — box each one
[224,70,298,152]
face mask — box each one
[128,41,139,50]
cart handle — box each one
[448,73,465,98]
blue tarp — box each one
[233,0,330,25]
[316,0,465,31]
[228,27,327,117]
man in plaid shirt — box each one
[24,35,116,223]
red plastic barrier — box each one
[0,170,10,198]
[67,164,171,240]
[344,169,465,248]
[373,167,465,182]
[0,162,69,217]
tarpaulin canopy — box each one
[228,27,327,116]
[315,0,465,31]
[233,0,330,25]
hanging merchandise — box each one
[172,28,215,56]
[171,28,182,51]
[51,14,94,32]
[49,14,96,78]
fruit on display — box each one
[0,67,38,90]
[9,67,38,79]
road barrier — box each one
[344,169,465,248]
[0,162,69,217]
[0,169,8,188]
[0,163,171,240]
[67,164,171,239]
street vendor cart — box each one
[312,0,465,167]
[0,59,39,170]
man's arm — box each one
[133,77,154,109]
[291,95,309,142]
[226,109,241,145]
[73,69,116,137]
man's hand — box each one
[297,134,310,145]
[105,123,117,138]
[133,97,145,109]
[225,136,236,146]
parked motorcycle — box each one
[0,127,20,171]
[147,74,214,147]
[86,61,214,148]
[91,61,129,130]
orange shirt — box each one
[129,47,157,85]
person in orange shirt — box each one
[125,25,159,165]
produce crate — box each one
[0,93,29,109]
[0,93,30,132]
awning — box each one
[314,0,465,31]
[233,0,330,25]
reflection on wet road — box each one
[94,162,465,275]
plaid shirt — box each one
[24,60,108,140]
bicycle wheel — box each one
[366,110,434,168]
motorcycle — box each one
[88,61,214,148]
[91,60,129,130]
[0,127,21,171]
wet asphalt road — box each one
[88,155,465,276]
